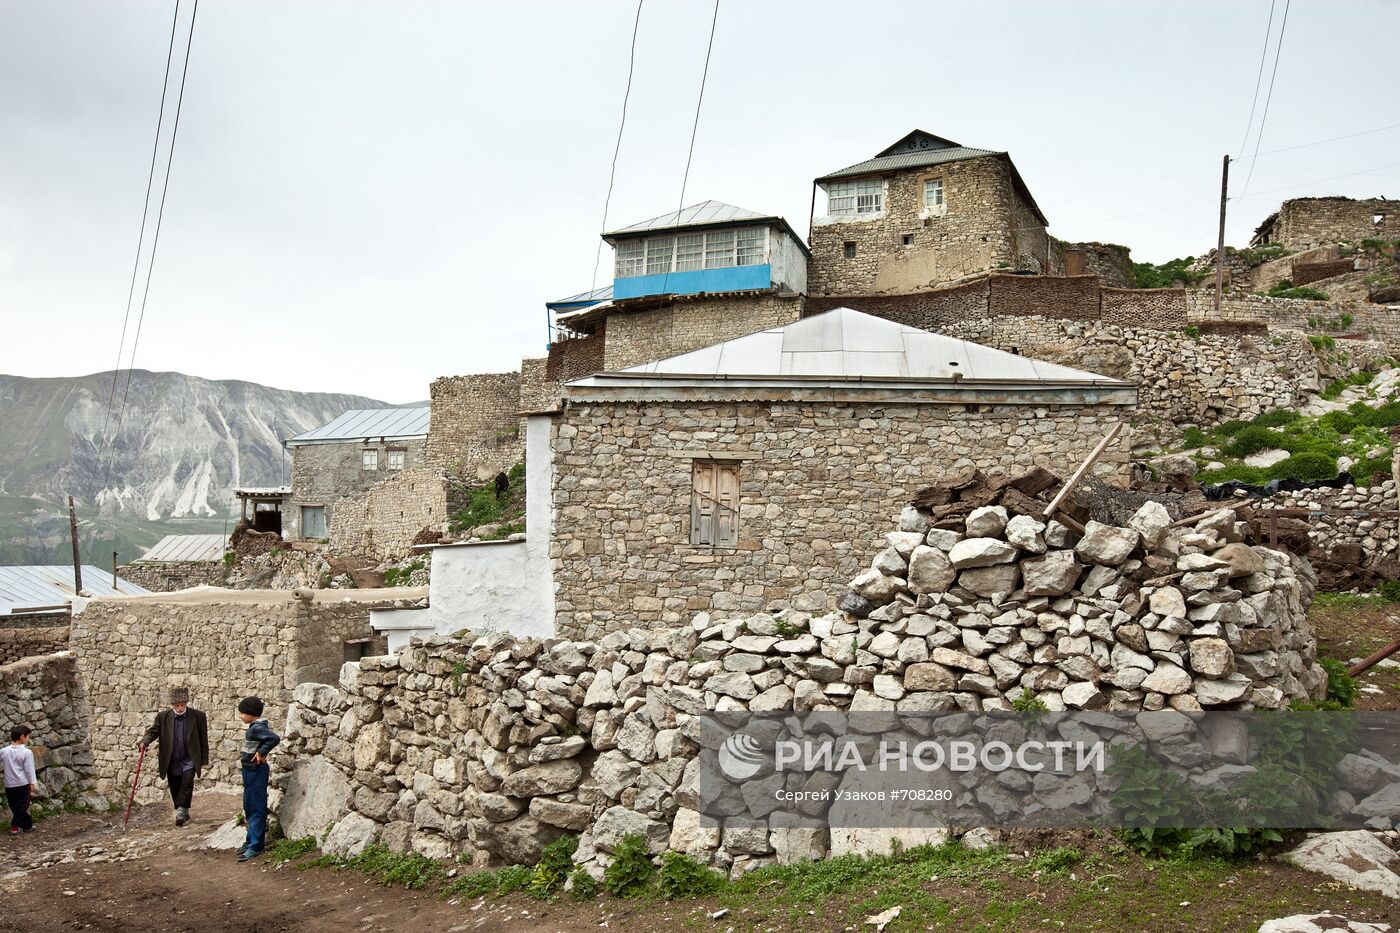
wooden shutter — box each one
[691,460,741,548]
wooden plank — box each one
[1348,635,1400,678]
[1043,423,1123,520]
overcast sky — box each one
[3,0,1398,403]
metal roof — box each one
[606,201,771,235]
[285,407,430,446]
[235,486,292,497]
[137,534,229,563]
[546,284,613,312]
[0,565,150,615]
[816,146,1001,183]
[599,307,1126,384]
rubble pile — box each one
[273,481,1333,877]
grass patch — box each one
[1267,280,1330,301]
[383,557,426,586]
[266,836,319,865]
[448,462,525,534]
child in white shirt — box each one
[1,724,38,834]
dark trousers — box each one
[241,764,269,853]
[5,785,33,831]
[168,769,194,809]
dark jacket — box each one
[240,718,281,767]
[140,707,209,779]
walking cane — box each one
[123,744,147,833]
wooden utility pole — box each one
[67,495,83,594]
[1214,154,1230,315]
[112,551,119,588]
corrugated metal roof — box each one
[137,534,229,563]
[547,284,613,311]
[589,307,1125,385]
[0,565,150,615]
[816,146,1002,183]
[606,201,772,236]
[285,407,430,446]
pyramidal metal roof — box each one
[606,200,772,236]
[605,307,1125,384]
[286,407,430,446]
[0,565,150,615]
[137,534,229,563]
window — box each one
[736,227,767,266]
[843,241,857,259]
[704,229,736,269]
[827,178,883,215]
[615,238,645,277]
[645,236,675,275]
[1376,213,1387,227]
[675,233,704,271]
[386,449,406,471]
[301,505,326,539]
[923,178,945,210]
[343,639,377,663]
[901,234,914,246]
[690,460,740,548]
[362,449,378,470]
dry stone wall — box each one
[1188,291,1400,356]
[117,560,226,593]
[71,589,421,799]
[1263,198,1400,251]
[550,400,1129,639]
[599,295,802,372]
[0,613,70,665]
[272,503,1324,876]
[1249,480,1399,574]
[0,652,95,803]
[426,373,523,482]
[329,469,447,560]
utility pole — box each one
[67,495,83,594]
[1214,154,1230,315]
[112,551,119,588]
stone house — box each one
[381,308,1136,645]
[119,533,229,592]
[1251,196,1399,251]
[808,129,1057,295]
[285,407,429,540]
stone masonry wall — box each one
[1271,198,1400,251]
[550,400,1129,639]
[600,295,803,372]
[290,437,428,539]
[1062,242,1135,288]
[71,588,422,799]
[0,652,94,802]
[546,326,607,384]
[117,560,226,593]
[519,357,559,414]
[1187,291,1400,356]
[0,613,70,665]
[809,155,1020,295]
[425,373,524,482]
[1294,259,1357,285]
[1251,480,1399,570]
[272,503,1325,874]
[329,469,448,560]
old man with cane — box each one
[137,687,209,826]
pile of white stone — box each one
[270,499,1336,878]
[841,501,1328,711]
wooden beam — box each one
[1044,423,1124,521]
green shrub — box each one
[1380,580,1400,603]
[1252,409,1301,428]
[1309,335,1337,350]
[1316,410,1359,435]
[1268,280,1331,301]
[1215,419,1251,438]
[1011,689,1048,712]
[1195,463,1268,485]
[1319,658,1358,708]
[656,852,724,899]
[1225,425,1284,458]
[1183,325,1201,340]
[567,867,597,900]
[1181,426,1210,449]
[1350,454,1393,485]
[1133,257,1206,289]
[527,835,579,900]
[1269,451,1338,482]
[344,845,445,890]
[602,834,656,898]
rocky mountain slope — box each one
[0,370,391,565]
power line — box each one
[1256,121,1400,158]
[104,0,199,489]
[675,0,720,223]
[1236,0,1276,157]
[589,0,645,298]
[1238,0,1291,200]
[99,0,183,460]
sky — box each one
[2,0,1399,404]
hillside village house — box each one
[285,407,430,540]
[1250,196,1399,251]
[374,308,1136,647]
[808,129,1057,295]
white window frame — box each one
[615,227,768,277]
[386,449,406,471]
[615,239,645,278]
[361,448,378,471]
[924,178,945,210]
[827,178,883,216]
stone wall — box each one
[1265,198,1400,251]
[1187,291,1400,356]
[807,273,1189,332]
[0,652,94,802]
[935,317,1332,445]
[425,373,523,482]
[1293,259,1357,286]
[519,357,559,414]
[0,613,70,665]
[1250,479,1399,575]
[289,437,428,539]
[550,400,1130,638]
[329,469,448,560]
[599,294,803,371]
[118,560,226,593]
[71,588,421,799]
[546,326,607,384]
[271,503,1323,874]
[1062,242,1134,288]
[809,155,1023,295]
